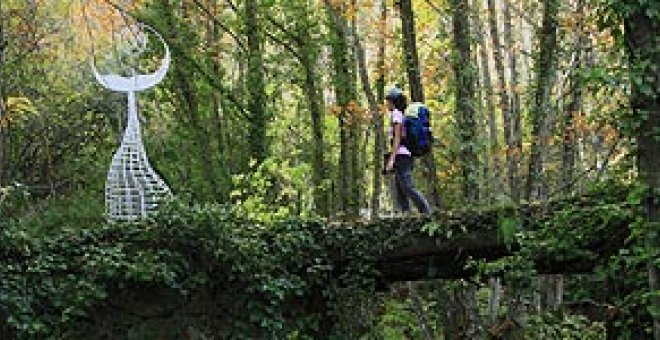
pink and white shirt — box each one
[389,109,411,156]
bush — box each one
[524,312,605,339]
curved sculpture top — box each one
[91,23,170,93]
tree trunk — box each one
[371,0,387,218]
[539,274,562,311]
[302,60,329,216]
[297,9,328,217]
[503,0,522,203]
[623,6,660,338]
[474,1,502,203]
[398,0,424,103]
[397,0,443,210]
[0,0,5,187]
[448,0,483,334]
[562,34,584,192]
[164,0,218,199]
[486,0,516,203]
[246,0,268,164]
[488,278,502,323]
[339,124,349,215]
[475,67,491,203]
[443,283,483,339]
[526,0,559,202]
[326,0,359,217]
[451,0,479,203]
[208,0,230,201]
[174,61,217,201]
[211,94,230,200]
[350,11,381,219]
[348,0,362,216]
[449,0,482,332]
[549,6,586,311]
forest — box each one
[0,0,658,338]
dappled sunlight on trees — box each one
[0,0,657,338]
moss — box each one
[0,183,642,338]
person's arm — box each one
[386,121,402,172]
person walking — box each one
[384,86,431,214]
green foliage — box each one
[421,219,468,238]
[590,184,658,337]
[6,192,105,236]
[497,214,520,245]
[0,0,656,337]
[524,312,606,339]
[230,157,313,222]
[0,196,412,338]
[367,296,436,339]
[372,301,420,339]
[0,184,31,220]
[0,180,653,338]
[472,180,655,336]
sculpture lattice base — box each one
[106,139,171,221]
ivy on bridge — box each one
[0,183,638,338]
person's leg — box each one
[392,155,411,212]
[397,156,431,214]
[394,172,411,212]
[385,153,402,214]
[385,175,403,213]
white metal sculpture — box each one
[92,24,172,221]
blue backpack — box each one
[402,103,433,157]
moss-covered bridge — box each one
[0,185,637,338]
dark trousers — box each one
[392,154,431,213]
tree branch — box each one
[190,0,246,52]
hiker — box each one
[384,86,431,214]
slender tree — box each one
[0,0,5,187]
[486,0,517,203]
[161,0,219,200]
[348,0,363,216]
[527,0,559,202]
[371,0,387,218]
[207,0,231,201]
[621,2,660,336]
[325,0,359,216]
[474,0,502,202]
[243,0,329,214]
[398,0,424,103]
[350,7,381,219]
[503,0,522,203]
[472,1,504,323]
[295,4,328,216]
[561,32,585,191]
[397,0,443,210]
[447,0,483,336]
[245,0,268,164]
[451,0,479,203]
